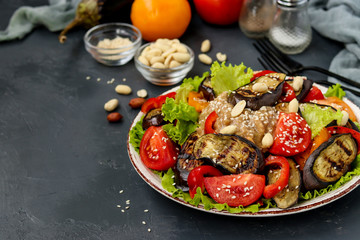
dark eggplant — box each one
[286,79,313,102]
[348,119,360,132]
[142,108,167,130]
[193,134,264,174]
[173,132,203,191]
[303,133,357,190]
[59,0,134,43]
[267,159,301,209]
[228,73,286,110]
[198,76,215,101]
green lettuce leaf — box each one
[210,61,253,96]
[161,98,199,123]
[161,98,199,145]
[300,103,343,138]
[162,120,198,145]
[175,72,209,103]
[324,83,346,100]
[129,117,145,153]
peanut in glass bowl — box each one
[134,42,194,86]
[84,23,142,66]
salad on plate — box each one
[128,61,360,215]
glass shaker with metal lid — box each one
[268,0,312,54]
[239,0,277,38]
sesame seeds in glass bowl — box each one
[84,23,142,66]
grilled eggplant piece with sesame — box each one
[193,134,264,174]
[142,108,167,130]
[228,73,286,110]
[267,159,301,209]
[199,76,216,101]
[173,132,204,191]
[303,133,357,190]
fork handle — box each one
[294,66,360,89]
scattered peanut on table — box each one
[198,53,212,65]
[104,99,119,112]
[115,84,132,95]
[129,98,146,109]
[107,112,123,123]
[200,39,211,53]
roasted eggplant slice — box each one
[142,108,167,130]
[267,159,301,209]
[173,132,203,191]
[199,76,215,101]
[228,73,286,110]
[303,133,358,190]
[193,134,264,174]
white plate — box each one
[127,84,360,217]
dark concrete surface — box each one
[0,1,359,239]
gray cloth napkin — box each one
[308,0,360,104]
[0,0,80,42]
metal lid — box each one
[277,0,307,7]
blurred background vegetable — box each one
[59,0,134,43]
[193,0,243,25]
[130,0,192,42]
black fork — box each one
[253,38,360,90]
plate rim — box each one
[127,84,360,217]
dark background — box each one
[0,0,359,239]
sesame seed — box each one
[86,76,91,80]
[119,190,124,194]
[142,221,146,225]
[144,209,149,212]
[116,205,121,208]
[125,206,130,210]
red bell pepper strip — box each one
[327,126,360,153]
[263,155,290,199]
[250,70,276,81]
[187,165,223,198]
[141,91,176,113]
[301,86,325,102]
[204,111,218,134]
[279,82,296,102]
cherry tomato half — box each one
[269,112,311,156]
[301,86,325,102]
[187,165,223,198]
[139,126,179,171]
[204,174,265,207]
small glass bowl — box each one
[134,43,194,86]
[84,23,142,66]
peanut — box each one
[293,76,304,91]
[129,98,146,109]
[252,82,268,93]
[137,89,148,98]
[107,112,123,122]
[138,38,192,69]
[216,52,227,62]
[231,100,246,117]
[288,98,299,113]
[220,125,237,135]
[262,133,274,148]
[201,39,211,53]
[104,98,119,112]
[340,110,349,126]
[198,53,212,65]
[115,84,132,95]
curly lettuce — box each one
[129,116,145,153]
[161,98,199,145]
[324,83,346,99]
[300,103,343,138]
[210,61,253,96]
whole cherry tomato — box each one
[193,0,243,25]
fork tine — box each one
[257,57,271,70]
[254,41,289,73]
[256,40,292,73]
